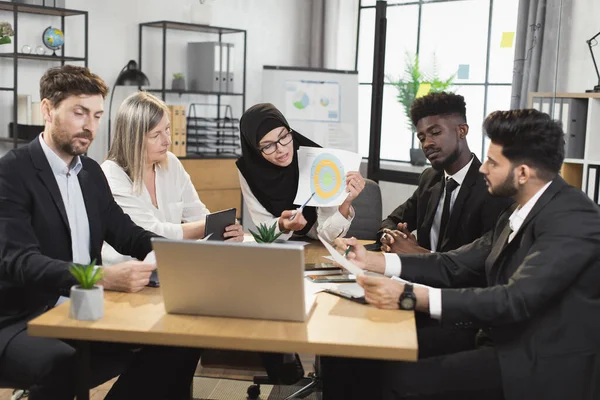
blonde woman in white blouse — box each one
[101,92,243,265]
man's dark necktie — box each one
[438,177,459,248]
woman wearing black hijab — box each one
[237,103,365,242]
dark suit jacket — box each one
[399,177,600,399]
[0,136,158,360]
[380,156,513,252]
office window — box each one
[356,0,518,163]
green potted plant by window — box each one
[388,53,456,164]
[69,261,104,321]
[249,222,283,243]
[172,72,186,91]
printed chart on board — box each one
[284,80,340,122]
[294,147,362,208]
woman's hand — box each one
[344,171,366,202]
[279,210,307,233]
[339,171,366,218]
[223,221,245,242]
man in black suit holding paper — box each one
[0,65,201,399]
[378,92,513,360]
[334,109,600,399]
[379,92,511,255]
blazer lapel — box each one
[439,156,482,251]
[77,167,101,261]
[486,178,566,278]
[420,172,444,250]
[486,221,512,270]
[29,136,70,233]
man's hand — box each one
[279,210,307,233]
[99,261,156,293]
[381,227,429,254]
[224,221,244,242]
[357,275,430,312]
[333,237,386,274]
[356,275,403,309]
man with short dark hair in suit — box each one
[334,109,600,399]
[379,92,512,255]
[377,93,513,361]
[0,65,201,399]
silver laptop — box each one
[152,238,315,322]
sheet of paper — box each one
[457,64,470,80]
[334,282,365,297]
[416,83,431,98]
[294,146,362,207]
[500,32,515,48]
[304,278,337,295]
[317,235,364,276]
[143,250,156,265]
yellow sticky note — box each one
[500,32,515,48]
[416,83,431,98]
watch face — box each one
[400,296,416,310]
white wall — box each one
[555,0,600,93]
[58,0,312,162]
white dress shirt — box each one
[238,171,354,243]
[39,134,91,305]
[101,152,210,265]
[384,180,553,319]
[429,156,474,252]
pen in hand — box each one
[343,245,352,258]
[290,192,316,220]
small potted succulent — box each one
[69,261,104,321]
[172,72,186,91]
[249,222,283,243]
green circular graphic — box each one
[322,172,333,186]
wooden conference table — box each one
[28,240,417,399]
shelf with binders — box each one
[138,19,246,117]
[529,92,600,190]
[185,103,241,157]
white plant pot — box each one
[69,285,104,321]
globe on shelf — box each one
[42,26,64,56]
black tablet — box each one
[204,208,237,241]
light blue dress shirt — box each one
[39,135,91,304]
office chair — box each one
[248,356,321,400]
[345,179,383,240]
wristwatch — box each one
[398,283,417,310]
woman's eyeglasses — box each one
[259,131,293,155]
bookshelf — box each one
[0,0,88,148]
[528,92,600,193]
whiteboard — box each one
[261,66,359,152]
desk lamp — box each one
[586,30,600,93]
[107,60,150,151]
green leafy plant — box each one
[173,72,184,79]
[70,260,103,289]
[0,22,14,45]
[249,222,283,243]
[387,52,456,132]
